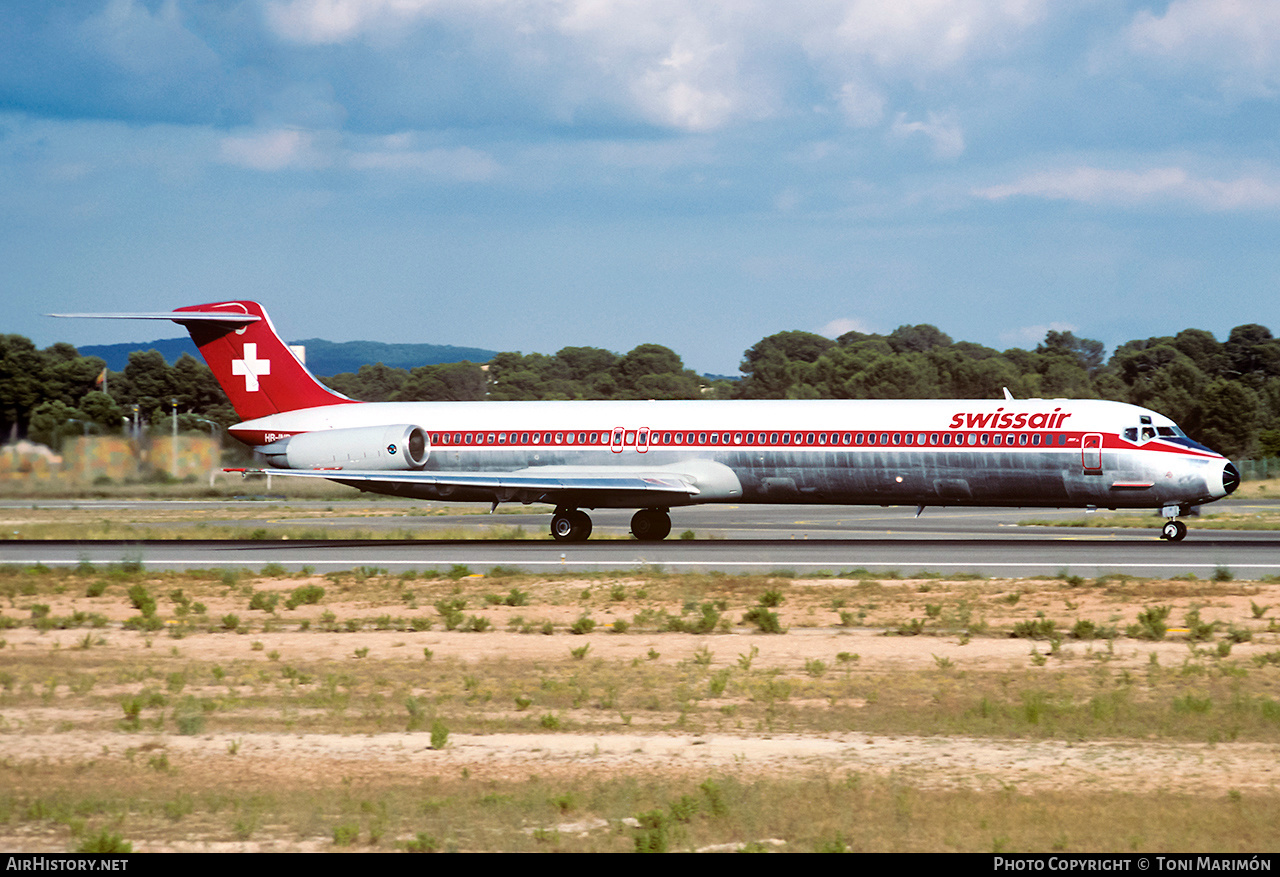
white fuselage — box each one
[229,397,1237,511]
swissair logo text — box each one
[949,408,1071,430]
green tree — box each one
[1192,379,1259,459]
[28,400,87,450]
[614,344,700,399]
[886,324,953,354]
[394,362,486,401]
[737,331,836,398]
[324,363,409,401]
[0,335,47,440]
[1224,324,1280,389]
[1038,330,1106,377]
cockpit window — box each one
[1141,427,1155,441]
[1124,428,1138,442]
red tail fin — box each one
[171,301,355,421]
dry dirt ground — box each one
[3,572,1280,851]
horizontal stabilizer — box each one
[50,311,260,325]
[52,301,352,420]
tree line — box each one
[4,322,1279,460]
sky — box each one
[4,0,1280,376]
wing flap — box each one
[227,466,701,504]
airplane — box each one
[54,301,1240,542]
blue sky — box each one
[5,0,1280,375]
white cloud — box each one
[999,322,1076,348]
[261,1,1050,132]
[973,166,1280,211]
[836,80,885,127]
[821,0,1047,72]
[348,145,500,181]
[630,39,742,132]
[264,0,454,44]
[1128,0,1280,97]
[819,317,875,338]
[79,0,220,76]
[891,111,965,159]
[218,129,322,171]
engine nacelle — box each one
[259,424,429,471]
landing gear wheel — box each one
[630,508,672,541]
[1161,520,1187,542]
[551,509,592,542]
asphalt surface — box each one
[2,499,1279,577]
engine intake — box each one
[259,424,429,471]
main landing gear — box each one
[630,508,672,541]
[550,508,593,542]
[548,507,673,542]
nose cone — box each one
[1223,461,1240,496]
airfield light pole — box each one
[171,399,178,481]
[191,417,223,487]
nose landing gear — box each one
[1160,519,1187,541]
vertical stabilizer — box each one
[171,301,355,420]
[53,302,357,420]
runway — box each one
[3,500,1279,577]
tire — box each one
[631,508,672,541]
[570,510,592,540]
[551,510,592,542]
[551,513,576,542]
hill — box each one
[79,337,499,376]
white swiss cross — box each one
[231,343,271,392]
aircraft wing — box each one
[228,461,741,507]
